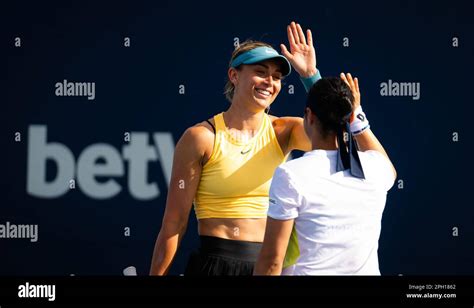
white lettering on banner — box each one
[26,125,174,200]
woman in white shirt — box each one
[254,74,397,275]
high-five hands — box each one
[280,21,317,78]
[340,73,361,111]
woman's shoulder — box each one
[179,118,215,150]
[267,114,292,135]
[268,114,282,126]
[279,154,313,175]
[195,117,216,134]
[358,150,396,190]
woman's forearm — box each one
[149,223,186,275]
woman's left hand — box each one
[280,21,317,78]
[340,72,361,110]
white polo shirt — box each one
[267,150,394,275]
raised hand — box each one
[340,72,361,110]
[280,21,317,78]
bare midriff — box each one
[198,217,267,242]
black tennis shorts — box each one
[184,235,262,276]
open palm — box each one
[280,22,317,77]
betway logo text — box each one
[26,125,174,200]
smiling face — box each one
[229,60,283,112]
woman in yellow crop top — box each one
[150,22,383,275]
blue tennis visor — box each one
[230,46,292,77]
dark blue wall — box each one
[2,0,473,275]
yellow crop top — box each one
[194,112,288,219]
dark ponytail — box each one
[306,77,365,179]
[306,77,354,137]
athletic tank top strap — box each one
[205,119,216,134]
[213,112,226,133]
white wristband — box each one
[350,106,370,135]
